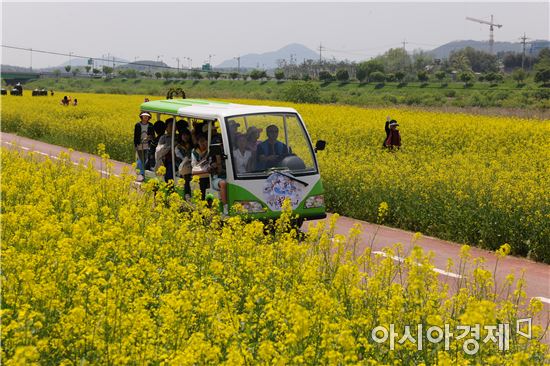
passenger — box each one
[245,126,262,163]
[61,96,69,106]
[157,119,176,181]
[176,128,193,197]
[209,140,227,205]
[233,134,253,174]
[256,124,289,170]
[383,116,392,147]
[133,111,154,181]
[73,98,78,106]
[191,121,203,147]
[147,120,165,170]
[191,134,210,200]
[176,119,189,135]
[384,120,401,150]
[227,119,241,143]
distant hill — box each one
[116,60,169,71]
[217,43,318,69]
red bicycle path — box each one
[2,132,549,342]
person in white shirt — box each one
[233,134,252,174]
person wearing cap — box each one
[384,120,401,150]
[134,111,155,180]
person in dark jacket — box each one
[384,121,401,150]
[383,116,392,147]
[134,112,155,180]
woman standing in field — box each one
[384,120,401,150]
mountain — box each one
[116,60,169,71]
[430,40,524,59]
[216,43,318,69]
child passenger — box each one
[233,134,252,174]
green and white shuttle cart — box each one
[140,98,326,223]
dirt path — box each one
[3,131,549,342]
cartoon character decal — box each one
[263,172,304,211]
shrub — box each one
[281,81,321,103]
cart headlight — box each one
[305,195,324,209]
[235,201,265,213]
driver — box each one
[256,124,289,170]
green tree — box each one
[208,71,221,80]
[282,81,320,103]
[394,71,406,83]
[417,71,429,83]
[177,71,188,79]
[92,68,101,75]
[154,72,162,79]
[124,69,138,78]
[459,71,474,86]
[85,66,91,74]
[72,68,80,77]
[357,59,384,82]
[376,48,411,73]
[162,71,173,79]
[512,69,526,86]
[318,71,334,82]
[412,50,433,72]
[355,68,367,82]
[64,65,71,73]
[249,69,266,80]
[190,70,203,79]
[449,47,497,73]
[274,70,285,80]
[229,72,239,80]
[335,69,349,82]
[369,71,386,83]
[102,66,114,75]
[534,68,550,85]
[53,69,61,79]
[435,71,446,84]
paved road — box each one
[3,132,549,341]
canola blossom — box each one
[1,93,549,262]
[1,149,548,364]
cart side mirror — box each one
[314,140,326,152]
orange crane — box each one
[466,15,503,55]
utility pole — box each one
[402,39,408,51]
[173,57,180,71]
[519,33,530,71]
[234,56,241,73]
[30,48,32,71]
[318,42,323,64]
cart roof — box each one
[140,98,297,120]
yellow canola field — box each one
[1,149,547,364]
[1,93,549,261]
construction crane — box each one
[466,15,503,55]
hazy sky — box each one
[2,1,549,69]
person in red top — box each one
[384,120,401,150]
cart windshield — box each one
[225,113,317,178]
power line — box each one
[1,44,205,73]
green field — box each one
[20,76,550,113]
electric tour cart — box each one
[139,98,326,224]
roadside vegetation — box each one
[2,94,549,262]
[1,149,547,364]
[12,46,550,112]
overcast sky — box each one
[2,1,549,69]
